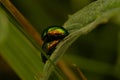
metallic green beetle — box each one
[41,26,69,63]
[42,26,69,42]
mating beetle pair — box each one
[41,26,69,63]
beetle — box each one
[41,26,69,63]
[41,40,60,63]
[42,26,69,42]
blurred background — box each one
[1,0,120,80]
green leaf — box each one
[43,0,120,79]
[0,6,44,80]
